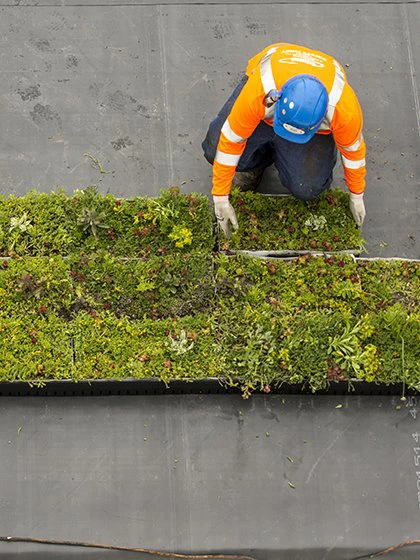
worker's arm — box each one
[212,75,264,237]
[332,84,367,226]
[212,76,264,197]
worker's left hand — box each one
[349,192,366,228]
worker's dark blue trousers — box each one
[202,76,337,200]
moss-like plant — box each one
[211,304,419,394]
[214,253,420,317]
[72,311,218,382]
[0,315,73,382]
[220,188,363,252]
[211,254,420,392]
[0,190,80,256]
[67,251,214,319]
[0,252,214,320]
[0,187,213,257]
[0,257,75,316]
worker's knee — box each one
[284,175,333,201]
[290,184,324,201]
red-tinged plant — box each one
[326,192,338,205]
[267,262,277,275]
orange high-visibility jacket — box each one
[212,43,366,196]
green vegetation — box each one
[0,188,418,394]
[0,186,213,257]
[72,312,217,382]
[0,315,73,381]
[222,188,363,252]
[212,254,419,394]
[0,252,213,319]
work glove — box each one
[349,192,366,228]
[213,195,239,239]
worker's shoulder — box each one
[332,82,364,132]
[340,81,363,112]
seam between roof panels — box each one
[401,3,420,138]
[157,4,175,187]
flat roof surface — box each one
[1,395,420,559]
[0,0,419,558]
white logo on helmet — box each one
[283,123,305,135]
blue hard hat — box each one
[273,75,329,144]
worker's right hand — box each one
[213,195,239,239]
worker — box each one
[202,42,366,238]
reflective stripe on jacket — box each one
[212,43,366,196]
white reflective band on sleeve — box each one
[215,150,241,167]
[260,53,277,96]
[221,120,247,143]
[341,154,366,169]
[325,60,346,125]
[338,134,364,153]
[258,45,283,120]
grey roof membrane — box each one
[1,395,420,560]
[0,2,419,558]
